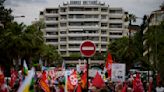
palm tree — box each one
[0,22,26,68]
[41,44,62,66]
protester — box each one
[156,81,164,92]
[106,81,115,92]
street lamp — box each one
[0,15,25,28]
[14,15,25,18]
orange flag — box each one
[81,71,87,88]
[67,70,78,91]
[105,52,113,78]
[39,79,50,92]
[67,75,74,91]
[39,71,50,92]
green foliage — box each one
[91,52,106,60]
[0,21,62,67]
[0,0,13,27]
[108,34,145,70]
[69,53,81,59]
[145,21,164,79]
[42,44,62,64]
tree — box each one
[145,21,164,79]
[41,44,62,66]
[0,0,13,27]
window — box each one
[46,24,58,28]
[60,15,67,20]
[60,23,67,27]
[60,45,66,49]
[60,8,66,12]
[83,1,97,5]
[109,17,122,20]
[60,31,66,34]
[101,8,108,12]
[69,44,79,48]
[109,23,122,28]
[46,9,58,13]
[46,32,58,35]
[109,9,122,13]
[109,32,122,35]
[93,8,98,11]
[46,39,58,42]
[60,51,66,55]
[101,30,107,34]
[101,23,107,27]
[101,37,107,41]
[101,45,106,48]
[101,15,107,19]
[70,1,81,5]
[46,17,56,21]
[60,37,66,41]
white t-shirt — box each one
[156,87,164,92]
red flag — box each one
[69,70,78,86]
[122,83,127,92]
[92,72,105,88]
[42,71,47,81]
[148,81,153,92]
[67,76,74,91]
[156,73,160,86]
[0,70,4,87]
[133,74,144,92]
[67,70,78,91]
[10,68,18,88]
[76,84,82,92]
[105,52,113,78]
[81,71,87,88]
[39,71,50,92]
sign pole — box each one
[86,57,89,91]
[80,40,96,91]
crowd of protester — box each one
[0,67,164,92]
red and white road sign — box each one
[80,40,96,57]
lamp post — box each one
[0,15,25,28]
[14,15,25,18]
[124,12,136,71]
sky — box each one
[4,0,164,25]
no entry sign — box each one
[80,40,96,57]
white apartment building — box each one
[41,0,127,57]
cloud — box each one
[4,0,47,7]
[8,0,163,25]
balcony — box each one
[109,28,124,31]
[44,35,58,39]
[68,48,80,51]
[68,18,99,22]
[109,20,123,23]
[101,41,108,44]
[46,42,58,45]
[109,13,123,17]
[45,13,58,17]
[109,35,123,38]
[45,28,58,32]
[101,34,108,37]
[67,33,99,37]
[68,25,99,29]
[68,11,99,14]
[45,20,58,24]
[68,40,99,44]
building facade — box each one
[41,0,127,57]
[142,4,164,68]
